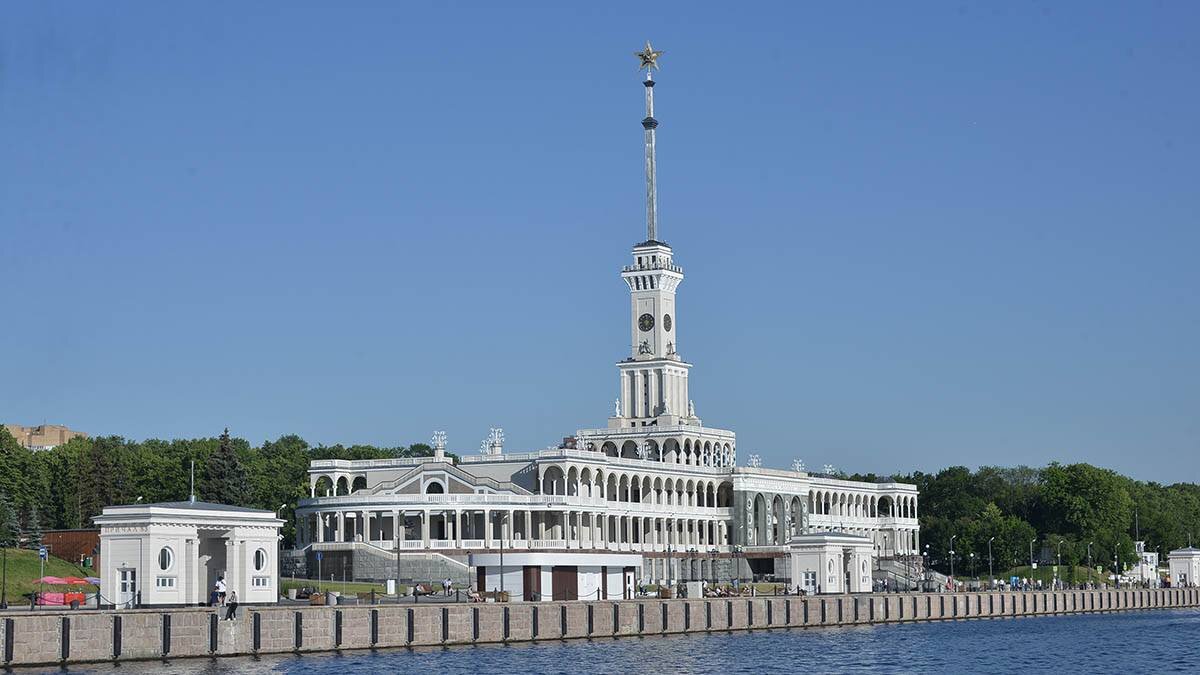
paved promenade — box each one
[2,588,1197,668]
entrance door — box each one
[119,568,138,608]
[477,566,487,594]
[551,566,578,601]
[523,565,541,601]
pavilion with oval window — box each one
[94,500,283,608]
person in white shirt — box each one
[216,577,227,606]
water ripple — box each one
[27,608,1199,675]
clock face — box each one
[638,313,655,332]
[663,314,672,332]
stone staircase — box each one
[873,556,948,591]
[286,543,472,586]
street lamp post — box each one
[667,543,674,590]
[394,523,404,604]
[1087,542,1093,588]
[969,552,976,584]
[1056,540,1064,589]
[949,535,957,585]
[498,513,505,597]
[1029,539,1037,575]
[987,537,995,588]
[922,543,930,592]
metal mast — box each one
[636,41,664,242]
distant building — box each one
[1128,541,1160,586]
[4,424,87,451]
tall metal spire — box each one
[635,41,664,243]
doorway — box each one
[118,568,137,608]
[551,566,578,601]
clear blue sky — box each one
[3,2,1197,483]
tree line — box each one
[3,426,1196,573]
[0,426,443,548]
[851,464,1200,577]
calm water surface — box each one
[25,608,1200,674]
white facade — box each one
[1168,547,1200,587]
[291,52,919,589]
[470,552,640,601]
[95,501,283,608]
[1128,540,1161,585]
[789,532,875,595]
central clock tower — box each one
[610,64,695,427]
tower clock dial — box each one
[663,314,672,331]
[638,313,655,332]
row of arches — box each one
[312,474,367,497]
[540,465,734,509]
[748,493,806,546]
[592,438,735,468]
[810,491,917,520]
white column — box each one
[483,510,492,548]
[632,371,643,419]
[421,511,430,548]
[649,369,659,416]
[621,371,631,418]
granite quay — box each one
[1,588,1197,668]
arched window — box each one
[254,549,268,572]
[158,547,173,571]
[425,482,445,494]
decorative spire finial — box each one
[635,41,664,72]
[636,42,662,243]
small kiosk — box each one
[95,500,283,608]
[1168,546,1200,588]
[789,531,875,594]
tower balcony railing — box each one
[621,261,683,274]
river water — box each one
[28,608,1200,674]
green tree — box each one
[200,428,251,506]
[20,504,43,549]
[0,492,18,547]
[1040,463,1133,556]
[75,436,120,525]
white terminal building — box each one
[291,46,920,599]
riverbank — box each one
[2,588,1197,668]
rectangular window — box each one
[252,576,270,588]
[156,576,176,589]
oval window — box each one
[827,560,834,573]
[158,547,173,571]
[254,548,268,571]
[862,561,867,574]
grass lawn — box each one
[0,548,97,599]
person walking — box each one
[216,576,227,605]
[443,577,452,596]
[224,591,239,621]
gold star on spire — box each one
[635,41,664,71]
